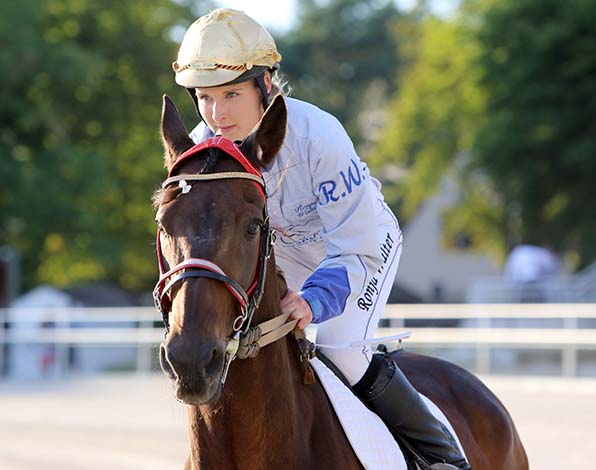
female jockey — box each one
[172,9,470,470]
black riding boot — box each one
[353,353,472,470]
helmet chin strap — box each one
[186,87,202,119]
[254,73,271,111]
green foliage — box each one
[0,0,195,290]
[372,13,485,220]
[277,0,402,143]
[440,165,508,260]
[4,0,595,294]
[0,0,401,294]
[473,0,596,265]
[373,0,596,265]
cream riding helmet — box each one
[173,8,282,114]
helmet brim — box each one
[175,67,242,88]
[176,65,277,89]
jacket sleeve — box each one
[298,116,383,323]
[189,121,213,143]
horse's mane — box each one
[275,265,288,300]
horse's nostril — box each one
[160,342,173,363]
[159,343,179,381]
[204,345,224,376]
[212,347,221,360]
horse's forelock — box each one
[152,186,180,210]
[199,147,220,174]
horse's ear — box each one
[241,94,287,168]
[160,95,195,171]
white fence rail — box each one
[383,304,596,376]
[1,304,595,377]
[467,261,596,303]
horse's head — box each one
[154,94,287,404]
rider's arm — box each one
[298,116,383,324]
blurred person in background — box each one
[504,244,562,302]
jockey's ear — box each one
[241,94,287,169]
[160,95,195,171]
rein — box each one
[153,136,298,384]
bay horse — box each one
[153,94,529,470]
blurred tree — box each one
[370,8,504,256]
[372,0,596,266]
[473,0,596,266]
[277,0,402,144]
[0,0,211,291]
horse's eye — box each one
[246,219,262,238]
[157,222,172,239]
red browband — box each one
[169,136,262,179]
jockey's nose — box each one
[211,99,227,123]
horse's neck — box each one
[187,342,302,468]
[187,257,303,468]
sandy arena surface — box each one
[0,373,593,469]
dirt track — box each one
[0,374,593,469]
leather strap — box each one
[237,311,298,359]
[258,314,298,349]
[162,172,265,189]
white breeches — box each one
[315,225,403,385]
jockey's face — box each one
[195,74,271,142]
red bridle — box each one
[167,136,265,197]
[152,137,273,335]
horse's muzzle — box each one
[159,336,226,404]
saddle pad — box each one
[310,357,467,470]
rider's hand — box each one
[280,290,313,331]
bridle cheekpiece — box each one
[153,137,275,382]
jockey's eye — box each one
[245,219,262,238]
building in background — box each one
[6,283,141,379]
[393,174,500,303]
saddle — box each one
[314,347,462,470]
